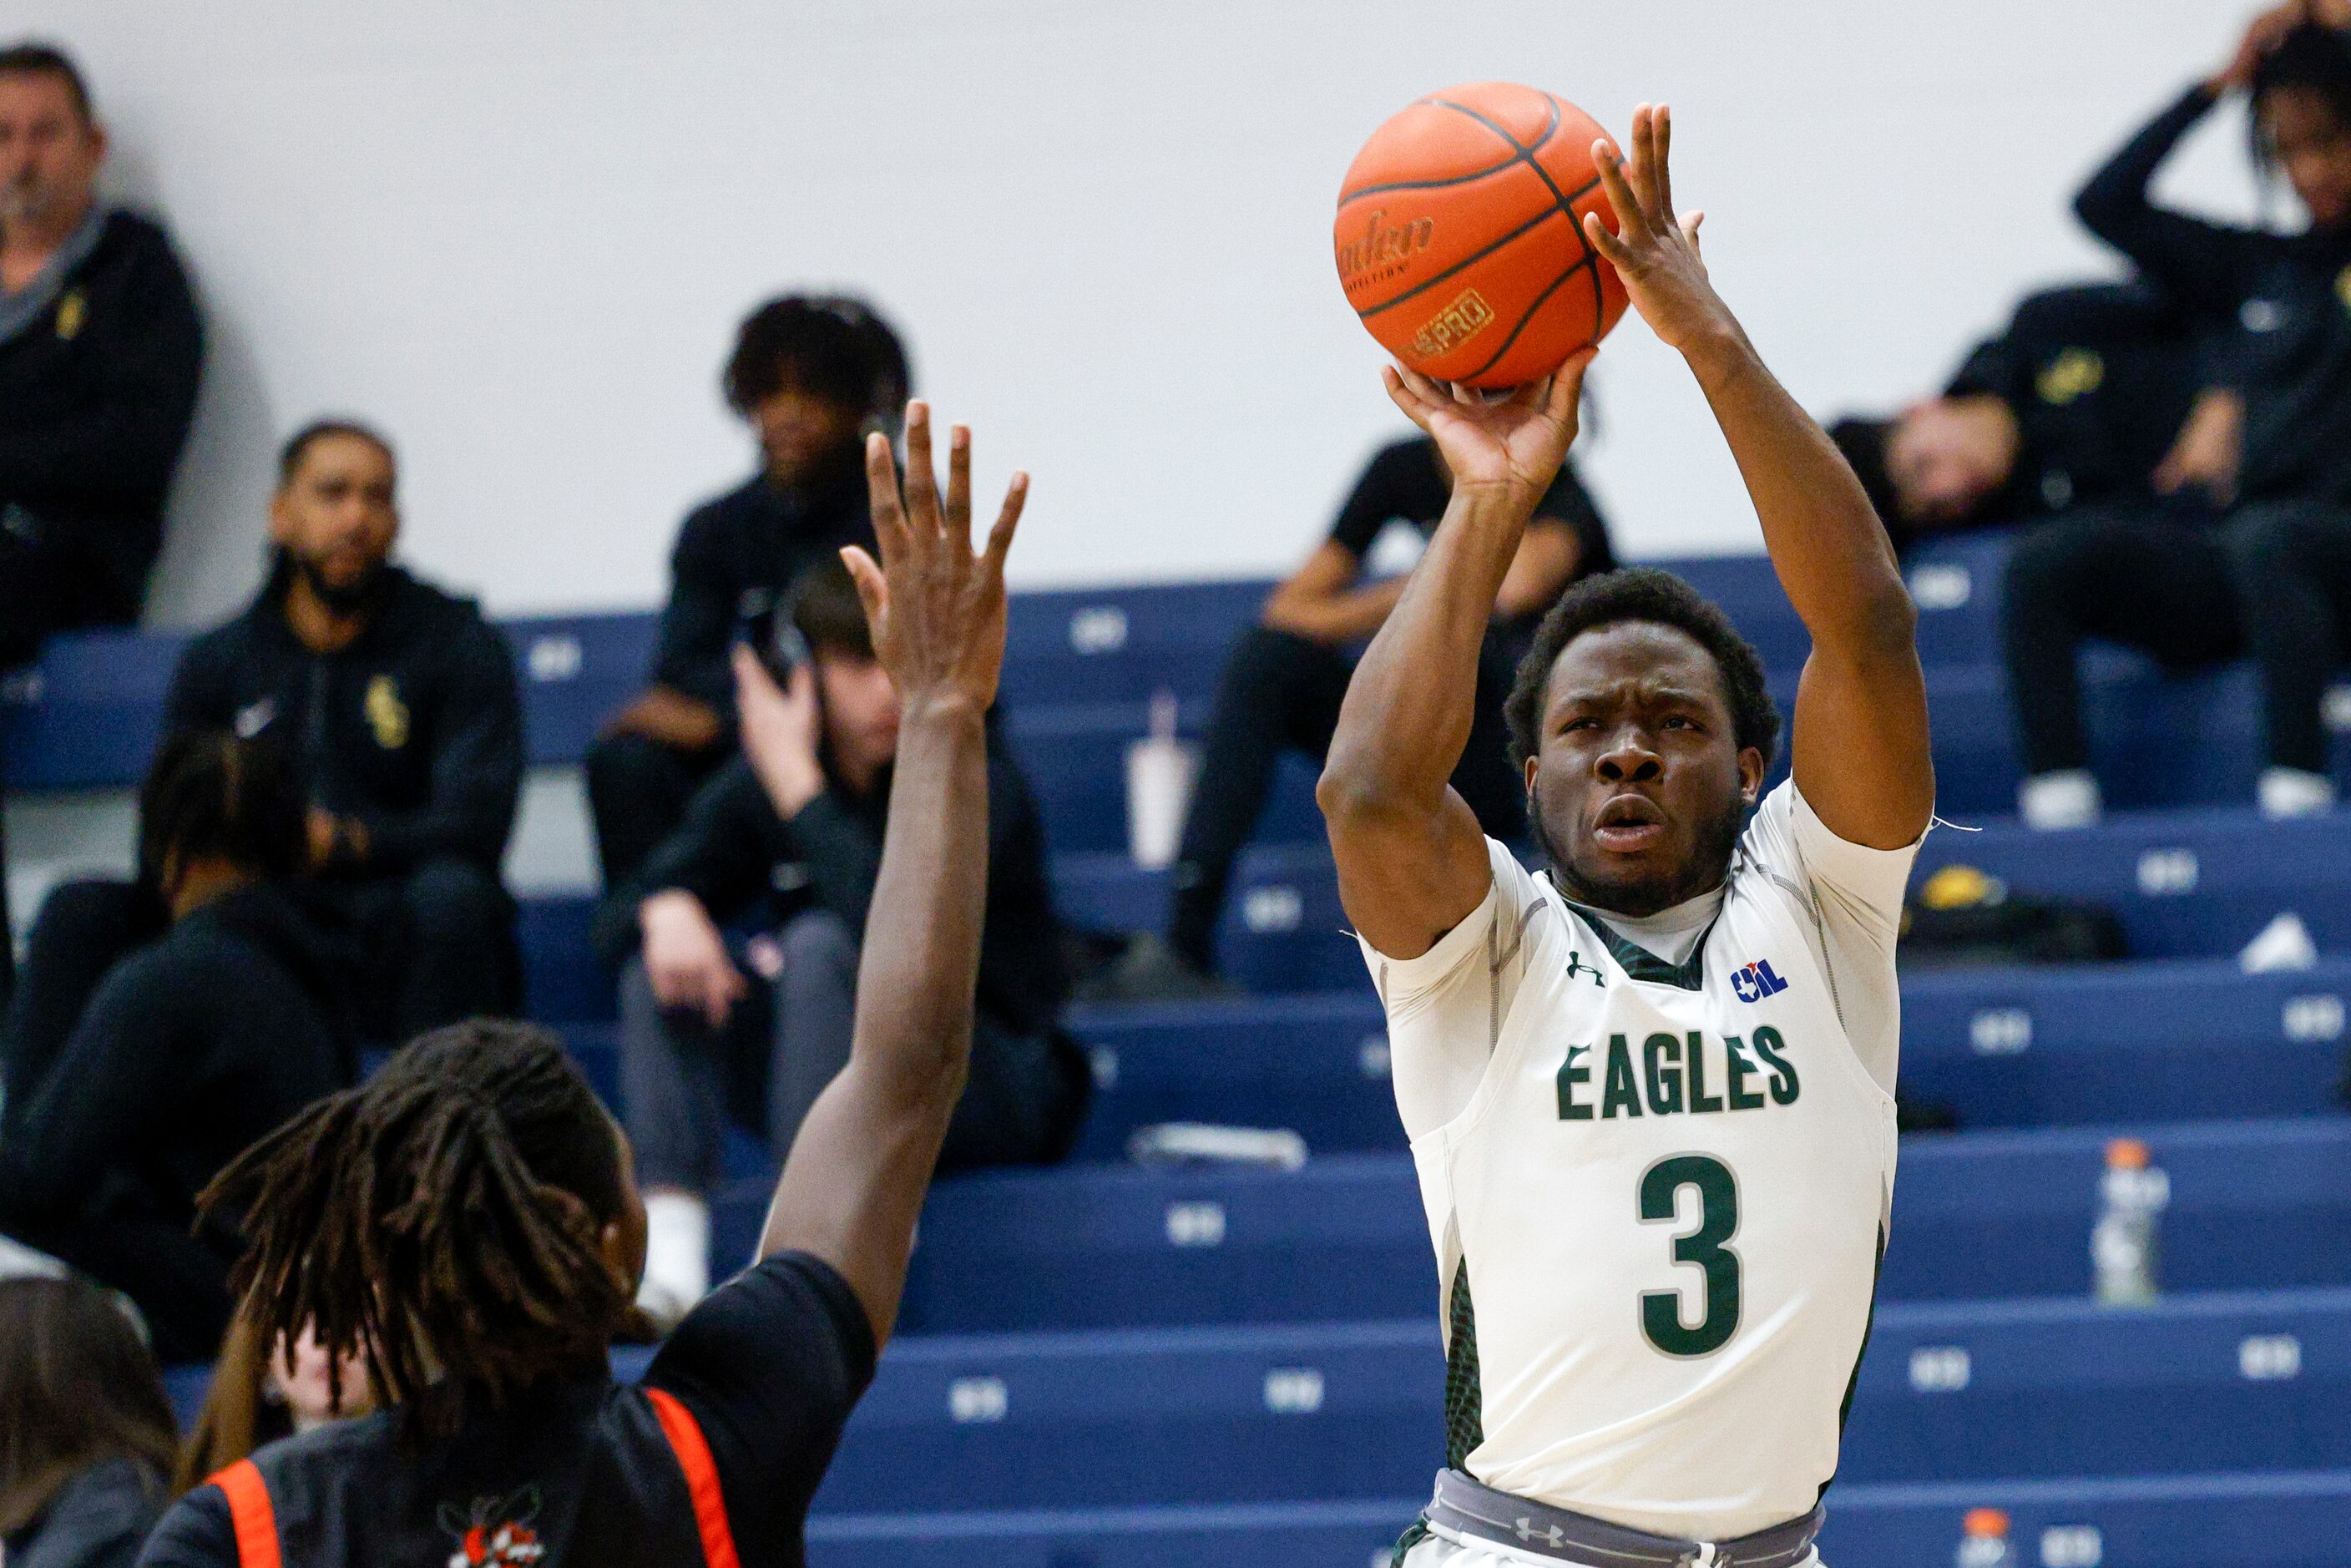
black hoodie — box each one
[0,879,356,1234]
[163,563,524,873]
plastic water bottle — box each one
[1955,1508,2014,1568]
[2092,1137,2169,1306]
[1125,690,1197,870]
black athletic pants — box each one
[326,857,520,1039]
[1167,624,1524,969]
[584,730,730,893]
[2002,501,2351,776]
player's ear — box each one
[1737,746,1764,807]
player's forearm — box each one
[847,701,989,1099]
[1683,325,1915,655]
[1320,488,1524,818]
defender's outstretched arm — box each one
[1585,105,1932,847]
[759,403,1025,1345]
[1318,362,1590,960]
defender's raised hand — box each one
[844,400,1028,715]
[1585,104,1736,357]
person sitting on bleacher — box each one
[596,556,1084,1327]
[585,296,904,890]
[162,420,525,1036]
[0,732,352,1361]
[1095,431,1615,999]
[0,40,205,1007]
[1828,280,2206,555]
[2012,6,2351,828]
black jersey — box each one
[136,1253,875,1568]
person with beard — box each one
[0,732,354,1360]
[0,42,204,1006]
[585,296,905,889]
[1320,107,1931,1565]
[160,421,524,1039]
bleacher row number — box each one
[2038,1526,2103,1568]
[2284,994,2347,1043]
[1069,606,1129,654]
[1909,1346,1971,1393]
[1969,1009,2032,1056]
[2238,1333,2303,1381]
[947,1375,1009,1424]
[1906,564,1972,611]
[1262,1368,1325,1414]
[2135,849,2198,896]
[1165,1201,1226,1247]
[525,634,583,683]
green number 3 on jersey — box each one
[1637,1155,1742,1357]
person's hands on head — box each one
[639,888,746,1029]
[1583,104,1737,358]
[732,644,827,817]
[2153,387,2246,502]
[2215,2,2338,90]
[842,401,1028,720]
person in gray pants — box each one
[594,555,1084,1326]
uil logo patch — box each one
[54,288,87,340]
[2035,347,2104,406]
[364,674,410,750]
[437,1487,545,1565]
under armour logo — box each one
[1514,1518,1567,1548]
[1563,950,1606,988]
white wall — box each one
[26,0,2271,625]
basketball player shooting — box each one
[1318,105,1934,1567]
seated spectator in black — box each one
[163,420,524,1034]
[0,1272,180,1568]
[595,557,1081,1326]
[1095,431,1615,999]
[587,296,905,889]
[0,733,351,1360]
[2008,6,2351,828]
[0,42,204,1004]
[1828,280,2206,552]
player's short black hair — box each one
[2252,23,2351,168]
[723,293,910,419]
[0,42,94,123]
[1504,566,1781,775]
[277,418,394,485]
[1828,416,1899,527]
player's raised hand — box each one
[1585,104,1734,357]
[844,401,1027,716]
[1381,351,1590,504]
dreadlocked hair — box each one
[200,1019,638,1438]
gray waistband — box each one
[1425,1470,1824,1568]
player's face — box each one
[753,381,864,489]
[2261,84,2351,231]
[270,433,399,592]
[0,71,102,231]
[1525,621,1762,918]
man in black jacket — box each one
[597,557,1082,1326]
[0,733,352,1359]
[163,421,525,1038]
[0,42,204,1004]
[585,296,904,889]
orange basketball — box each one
[1335,83,1629,389]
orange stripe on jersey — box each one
[646,1386,741,1568]
[211,1459,282,1568]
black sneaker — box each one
[1075,934,1240,1003]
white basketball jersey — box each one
[1362,782,1917,1541]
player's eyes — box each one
[1661,715,1698,731]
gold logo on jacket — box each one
[365,675,410,750]
[2035,347,2104,406]
[54,288,87,340]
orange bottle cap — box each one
[2106,1138,2151,1170]
[1964,1507,2011,1537]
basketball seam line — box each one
[1352,202,1577,321]
[1425,93,1609,376]
[1337,92,1559,204]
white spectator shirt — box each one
[1361,781,1919,1540]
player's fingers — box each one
[982,471,1029,582]
[1583,209,1636,270]
[1654,103,1675,217]
[863,430,910,568]
[1382,366,1438,429]
[902,400,940,547]
[1680,210,1705,254]
[1551,349,1595,427]
[943,422,974,556]
[1450,379,1484,407]
[1627,104,1656,215]
[842,545,890,638]
[1590,140,1651,247]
